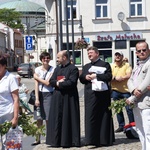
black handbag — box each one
[28,90,36,105]
[28,66,51,105]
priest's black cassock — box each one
[79,59,115,146]
[46,63,80,147]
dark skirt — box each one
[34,92,52,120]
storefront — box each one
[94,32,144,67]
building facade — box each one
[44,0,150,69]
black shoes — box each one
[31,141,40,146]
[115,127,124,133]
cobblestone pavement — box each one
[33,98,141,150]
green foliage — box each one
[109,99,134,115]
[0,122,12,136]
[109,99,127,115]
[0,114,46,140]
[0,8,23,29]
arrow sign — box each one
[25,36,33,51]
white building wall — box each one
[44,0,150,69]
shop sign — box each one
[97,33,142,41]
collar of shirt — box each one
[137,56,150,66]
[91,58,100,65]
[0,70,9,82]
[61,62,70,68]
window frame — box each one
[130,0,143,17]
[95,0,109,18]
[64,0,77,20]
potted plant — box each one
[74,38,89,50]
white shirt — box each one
[35,66,54,92]
[0,71,18,117]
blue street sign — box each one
[84,38,89,43]
[25,36,33,50]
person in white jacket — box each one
[126,41,150,150]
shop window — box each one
[69,50,81,65]
[115,40,127,49]
[130,40,145,47]
[62,43,81,65]
[99,50,112,63]
[93,41,112,48]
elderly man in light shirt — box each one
[126,41,150,150]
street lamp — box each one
[79,15,84,68]
[35,7,53,28]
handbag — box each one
[28,90,36,105]
[28,66,51,105]
[5,126,23,150]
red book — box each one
[57,76,65,80]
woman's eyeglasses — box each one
[136,49,147,53]
[42,57,50,60]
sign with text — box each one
[96,32,142,41]
[25,36,33,51]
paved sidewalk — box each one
[33,98,141,150]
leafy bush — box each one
[109,99,134,115]
[0,113,45,140]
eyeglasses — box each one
[136,49,147,53]
[42,57,50,60]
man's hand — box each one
[11,118,18,128]
[147,86,150,90]
[115,76,124,82]
[86,73,96,81]
[133,88,142,98]
[126,99,133,105]
[85,74,92,81]
[89,73,96,80]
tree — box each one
[0,8,24,29]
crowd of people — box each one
[0,41,150,150]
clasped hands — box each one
[86,73,96,81]
[57,77,66,87]
[126,88,142,105]
[113,76,125,82]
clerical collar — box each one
[91,58,100,65]
[61,62,70,67]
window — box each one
[93,41,112,63]
[115,40,127,49]
[65,0,77,19]
[62,43,81,65]
[69,51,81,65]
[96,0,108,18]
[130,0,142,16]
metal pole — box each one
[71,0,75,64]
[80,15,84,39]
[26,16,30,63]
[58,0,63,51]
[80,15,84,68]
[65,0,69,55]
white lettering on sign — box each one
[27,44,32,49]
[97,33,142,41]
[27,37,31,43]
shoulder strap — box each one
[41,66,51,91]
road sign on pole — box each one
[25,36,33,51]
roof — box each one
[0,0,45,15]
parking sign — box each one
[25,36,33,51]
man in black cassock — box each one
[79,46,115,147]
[46,50,80,148]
